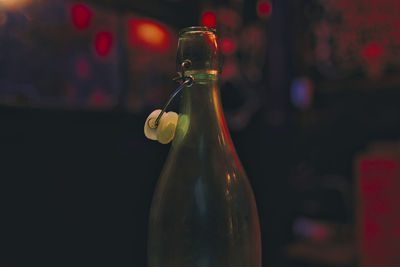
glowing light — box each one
[127,18,171,52]
[220,38,236,55]
[94,31,113,57]
[0,0,31,10]
[202,11,217,28]
[70,3,93,31]
[362,42,384,60]
[361,42,385,76]
[257,1,272,19]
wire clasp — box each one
[150,59,194,128]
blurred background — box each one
[0,0,400,266]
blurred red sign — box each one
[357,146,400,267]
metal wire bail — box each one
[150,60,194,128]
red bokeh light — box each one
[220,38,236,55]
[257,1,272,19]
[1,0,32,11]
[94,31,113,57]
[127,18,171,52]
[361,42,385,75]
[202,11,217,28]
[362,42,384,59]
[70,3,93,31]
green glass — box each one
[148,27,262,267]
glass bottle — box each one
[148,27,261,267]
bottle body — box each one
[147,27,261,267]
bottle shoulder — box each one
[154,142,254,206]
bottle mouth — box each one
[179,26,216,36]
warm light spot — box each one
[226,173,231,184]
[127,18,171,52]
[70,3,93,31]
[94,31,113,57]
[202,11,217,28]
[221,38,236,55]
[257,1,272,19]
[0,0,31,10]
[137,24,165,47]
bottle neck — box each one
[181,74,220,137]
[172,72,236,157]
